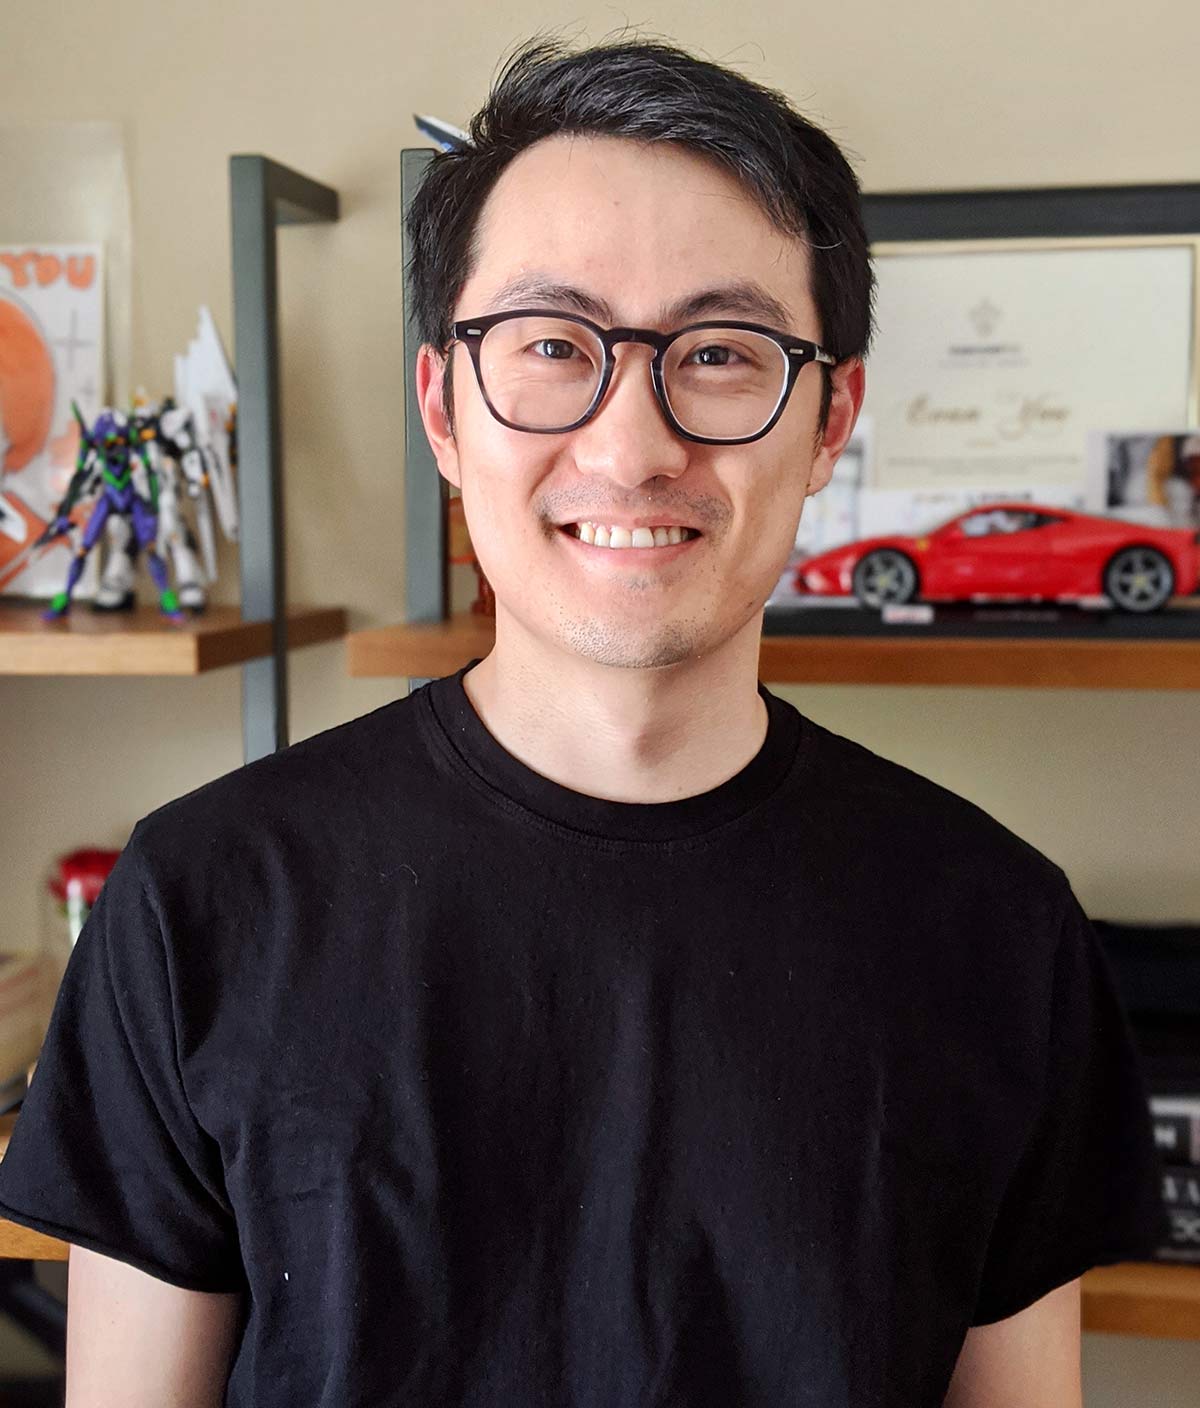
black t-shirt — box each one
[0,669,1164,1406]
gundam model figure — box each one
[32,307,238,620]
[94,308,238,612]
[36,403,183,621]
[93,395,237,612]
[413,113,470,151]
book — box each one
[1150,1094,1200,1167]
[1158,1162,1200,1262]
[1161,1165,1200,1209]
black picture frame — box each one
[764,182,1200,643]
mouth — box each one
[559,521,701,550]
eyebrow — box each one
[483,274,796,331]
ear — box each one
[806,356,866,497]
[415,343,462,490]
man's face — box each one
[418,134,862,670]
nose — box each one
[568,342,690,489]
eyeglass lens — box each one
[475,316,790,439]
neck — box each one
[462,609,769,804]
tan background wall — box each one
[2,0,1198,1398]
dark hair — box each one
[407,36,875,427]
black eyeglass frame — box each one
[448,308,838,446]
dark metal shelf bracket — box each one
[230,155,339,760]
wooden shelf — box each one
[348,614,496,680]
[1081,1261,1200,1340]
[757,635,1200,689]
[0,602,347,676]
[347,614,1200,688]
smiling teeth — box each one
[573,522,691,548]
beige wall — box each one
[3,0,1199,1397]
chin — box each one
[554,614,706,670]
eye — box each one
[688,344,737,367]
[531,338,578,360]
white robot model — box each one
[95,308,238,612]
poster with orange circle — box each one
[0,244,104,597]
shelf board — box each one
[348,614,497,680]
[347,614,1200,688]
[1081,1261,1200,1339]
[0,602,347,676]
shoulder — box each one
[790,708,1071,931]
[783,713,1093,1062]
[107,689,451,1003]
[129,688,433,886]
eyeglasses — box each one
[449,308,837,446]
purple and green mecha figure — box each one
[38,403,182,622]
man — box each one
[0,38,1162,1407]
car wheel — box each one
[1103,546,1175,612]
[851,549,919,608]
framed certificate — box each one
[766,184,1200,639]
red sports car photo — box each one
[793,504,1200,613]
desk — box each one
[1,1114,1198,1334]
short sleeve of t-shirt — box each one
[0,827,243,1292]
[971,889,1166,1325]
